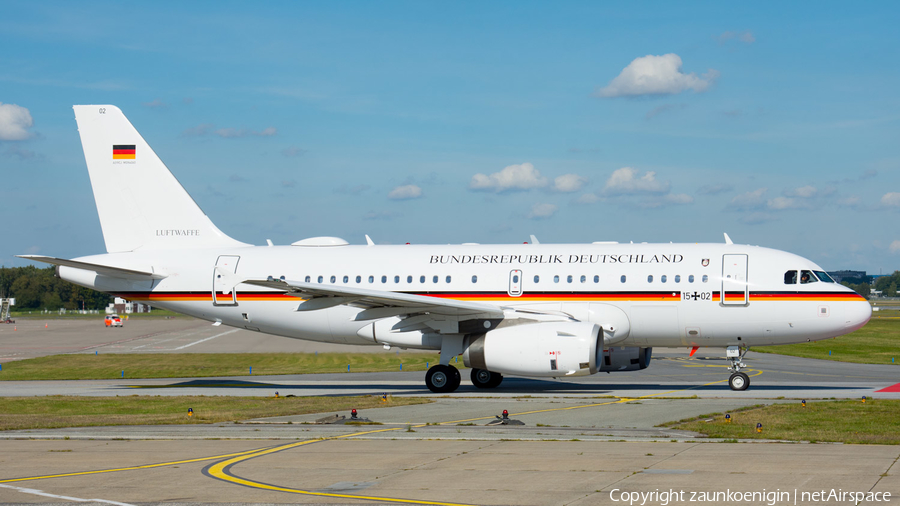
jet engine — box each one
[597,346,652,372]
[462,321,601,377]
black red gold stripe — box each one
[113,144,136,159]
[114,290,866,303]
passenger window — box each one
[688,275,694,283]
[661,275,667,283]
[593,275,599,283]
[554,275,559,283]
[446,275,451,283]
[814,270,834,283]
[800,270,818,284]
[784,270,797,285]
[567,275,573,283]
[620,275,626,283]
[580,275,586,283]
[330,275,336,283]
[433,275,438,283]
[368,275,374,283]
[513,275,519,283]
[355,275,361,283]
[647,275,653,283]
[317,275,323,283]
[394,275,400,283]
[534,275,540,283]
[702,275,708,283]
[674,275,680,283]
[407,275,413,283]
[420,275,425,283]
[305,275,311,282]
[381,275,387,283]
[343,276,349,283]
[472,275,478,283]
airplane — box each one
[20,105,872,393]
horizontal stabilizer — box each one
[17,255,166,281]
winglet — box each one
[529,234,540,245]
[723,233,733,245]
[365,235,375,246]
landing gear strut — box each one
[727,345,750,391]
[425,364,461,393]
[470,368,503,389]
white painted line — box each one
[170,328,240,350]
[0,483,137,505]
[131,328,206,350]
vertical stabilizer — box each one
[73,105,248,253]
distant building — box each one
[827,270,868,283]
[106,297,151,314]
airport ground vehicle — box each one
[104,314,122,327]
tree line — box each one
[0,266,112,310]
[841,271,900,298]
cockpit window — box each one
[814,270,835,283]
[800,270,818,284]
[784,270,797,284]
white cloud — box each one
[143,98,168,110]
[388,184,422,200]
[554,174,587,193]
[528,203,558,220]
[594,54,719,98]
[838,196,860,208]
[882,192,900,207]
[891,240,900,254]
[469,163,548,192]
[182,124,214,137]
[729,188,767,211]
[786,185,817,198]
[0,103,34,140]
[281,146,306,157]
[576,193,599,204]
[718,30,755,44]
[767,196,805,210]
[601,167,670,196]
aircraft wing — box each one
[243,278,505,321]
[17,255,166,281]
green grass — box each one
[757,318,900,365]
[0,352,444,381]
[0,395,430,431]
[669,399,900,444]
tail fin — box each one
[73,105,248,253]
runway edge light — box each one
[801,400,806,407]
[862,396,867,403]
[188,407,193,417]
[756,423,762,433]
[725,414,731,423]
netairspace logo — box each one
[609,488,891,505]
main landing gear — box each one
[425,364,461,393]
[726,345,750,391]
[470,368,503,389]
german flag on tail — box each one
[113,144,136,160]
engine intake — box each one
[463,321,601,377]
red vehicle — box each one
[104,314,123,327]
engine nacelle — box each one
[597,346,652,372]
[463,321,601,377]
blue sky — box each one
[1,1,898,272]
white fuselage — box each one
[61,241,872,350]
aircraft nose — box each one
[842,300,872,333]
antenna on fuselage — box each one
[724,233,734,245]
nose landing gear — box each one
[727,345,750,391]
